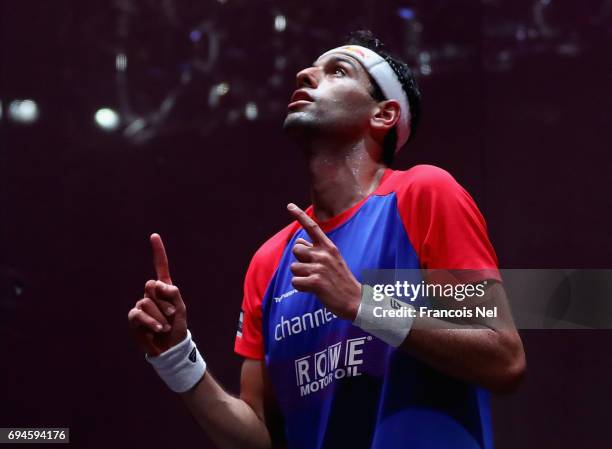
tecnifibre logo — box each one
[274,289,298,303]
[295,337,370,397]
[188,347,197,363]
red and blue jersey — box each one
[235,165,500,449]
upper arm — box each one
[240,359,286,448]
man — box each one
[128,30,525,449]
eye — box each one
[333,66,346,77]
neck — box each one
[302,138,387,221]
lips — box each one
[288,89,314,107]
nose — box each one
[295,66,319,89]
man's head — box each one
[283,30,421,165]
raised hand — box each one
[287,203,361,321]
[128,233,188,356]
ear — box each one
[370,99,401,134]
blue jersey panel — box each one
[261,193,493,449]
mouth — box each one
[288,89,314,109]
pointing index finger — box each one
[287,203,331,246]
[150,233,173,285]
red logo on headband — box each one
[343,46,366,58]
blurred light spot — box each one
[227,109,240,123]
[181,69,192,84]
[442,44,458,58]
[208,82,230,107]
[274,15,286,32]
[397,7,415,20]
[494,51,513,71]
[116,53,127,71]
[95,108,120,131]
[123,118,146,138]
[275,55,287,70]
[418,51,431,64]
[269,73,283,87]
[189,30,202,42]
[419,64,432,76]
[557,42,580,57]
[8,99,39,124]
[245,102,258,120]
[216,82,230,95]
[497,50,511,62]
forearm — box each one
[180,371,272,449]
[400,322,525,393]
[355,282,525,392]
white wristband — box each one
[145,329,207,393]
[353,284,415,347]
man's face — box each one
[282,52,378,142]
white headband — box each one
[318,45,411,153]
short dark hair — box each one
[344,30,421,165]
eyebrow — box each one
[312,55,360,73]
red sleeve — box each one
[394,165,501,282]
[234,222,300,359]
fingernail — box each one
[287,203,296,210]
[166,306,175,316]
[155,324,163,331]
[163,324,171,332]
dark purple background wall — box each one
[1,1,611,448]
